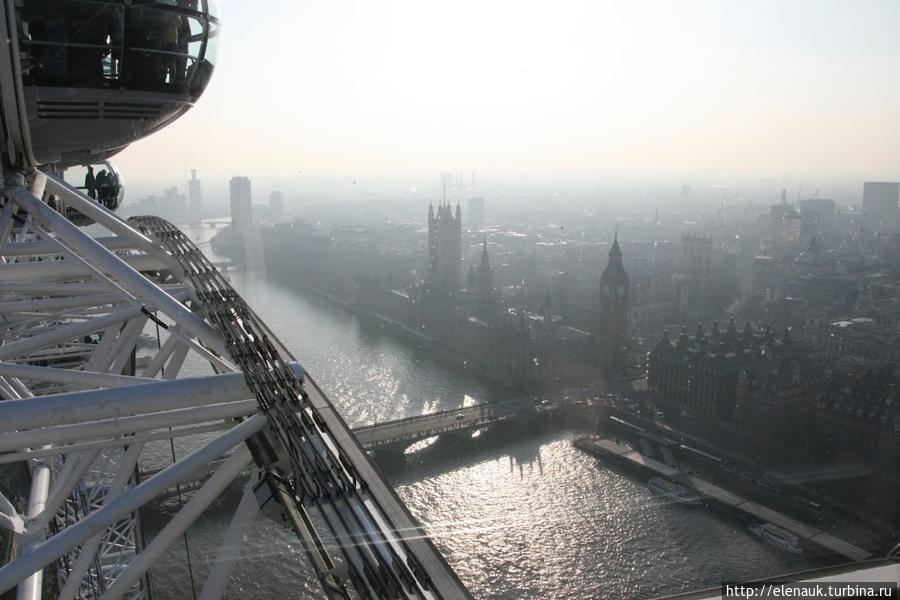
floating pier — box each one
[574,436,872,563]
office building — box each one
[861,182,899,231]
[187,169,202,223]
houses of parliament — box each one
[354,201,630,387]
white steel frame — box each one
[0,172,271,600]
[0,170,470,600]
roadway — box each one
[144,394,562,494]
[353,395,557,449]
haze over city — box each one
[2,0,900,598]
[117,0,900,196]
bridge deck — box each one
[354,396,553,448]
[575,437,872,563]
[146,397,556,492]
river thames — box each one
[145,226,823,600]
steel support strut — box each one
[0,416,266,595]
[0,171,469,599]
[131,216,470,599]
[6,185,226,355]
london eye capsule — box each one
[0,0,220,170]
[57,159,124,225]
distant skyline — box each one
[117,0,900,188]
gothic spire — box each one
[603,230,626,280]
[609,229,622,262]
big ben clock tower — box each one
[598,232,629,378]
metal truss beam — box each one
[101,446,253,600]
[0,306,142,362]
[40,172,181,274]
[0,423,233,464]
[31,450,101,531]
[0,289,188,315]
[0,254,166,283]
[197,470,263,600]
[7,186,226,355]
[0,362,153,389]
[0,415,266,596]
[0,400,258,452]
[0,282,187,295]
[55,443,143,600]
[0,372,268,432]
[0,175,469,599]
[2,236,136,257]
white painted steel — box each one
[0,372,256,432]
[0,415,266,596]
[0,362,154,388]
[0,174,465,598]
[0,202,17,262]
[16,459,50,600]
[31,450,100,530]
[0,400,259,452]
[140,334,180,378]
[41,173,164,257]
[107,317,147,375]
[0,423,233,464]
[82,323,130,374]
[101,446,254,600]
[0,282,186,295]
[0,253,166,282]
[2,236,135,257]
[0,306,142,361]
[162,340,190,379]
[197,472,263,600]
[0,293,130,314]
[55,444,143,600]
[8,187,226,355]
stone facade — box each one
[427,202,462,299]
[648,320,802,422]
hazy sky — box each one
[117,0,900,187]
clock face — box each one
[602,284,610,295]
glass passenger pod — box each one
[66,159,125,208]
[56,160,124,225]
[14,0,220,167]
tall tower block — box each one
[426,200,462,299]
[187,169,202,224]
[598,233,629,377]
